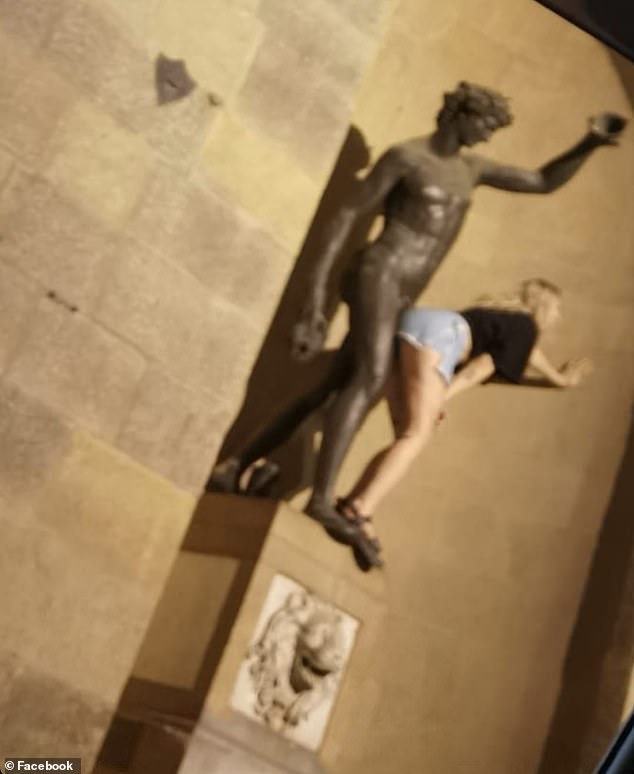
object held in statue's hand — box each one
[589,112,628,144]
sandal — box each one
[335,498,383,568]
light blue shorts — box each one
[396,308,470,384]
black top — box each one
[459,307,538,383]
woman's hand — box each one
[559,357,594,387]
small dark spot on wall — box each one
[46,290,78,314]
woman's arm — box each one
[528,347,593,387]
[445,353,495,401]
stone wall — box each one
[0,0,393,767]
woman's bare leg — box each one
[345,341,447,516]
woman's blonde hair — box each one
[476,278,562,313]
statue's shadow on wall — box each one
[212,125,376,501]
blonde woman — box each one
[337,278,593,568]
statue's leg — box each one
[306,273,400,518]
[207,339,352,493]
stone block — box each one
[0,28,37,106]
[125,163,190,249]
[130,169,289,319]
[0,263,39,373]
[94,237,208,363]
[203,113,319,252]
[116,365,234,491]
[94,237,259,400]
[290,86,349,178]
[257,0,372,95]
[103,0,162,41]
[0,381,72,521]
[0,0,66,51]
[48,0,216,164]
[0,147,12,190]
[132,552,239,689]
[142,88,216,166]
[7,297,146,441]
[236,37,318,146]
[47,0,154,118]
[180,722,293,774]
[0,58,78,166]
[0,649,111,769]
[0,519,134,708]
[0,171,112,309]
[45,100,155,228]
[154,0,264,101]
[388,0,466,43]
[236,37,350,177]
[38,429,194,589]
[175,295,261,406]
[0,438,193,706]
[322,0,395,36]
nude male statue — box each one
[208,82,625,539]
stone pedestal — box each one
[95,493,387,774]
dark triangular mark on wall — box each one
[155,53,197,105]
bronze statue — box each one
[208,82,625,541]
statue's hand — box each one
[589,113,628,146]
[291,306,327,362]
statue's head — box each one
[437,81,512,147]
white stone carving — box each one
[230,574,359,751]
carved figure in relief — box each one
[247,589,345,731]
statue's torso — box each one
[386,141,474,230]
[346,139,477,305]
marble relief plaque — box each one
[230,574,359,751]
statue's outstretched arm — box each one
[471,112,626,194]
[292,148,406,361]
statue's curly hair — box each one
[437,81,512,129]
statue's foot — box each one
[304,497,358,541]
[349,533,383,569]
[206,457,241,493]
[352,545,373,573]
[244,461,280,497]
[335,498,383,569]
